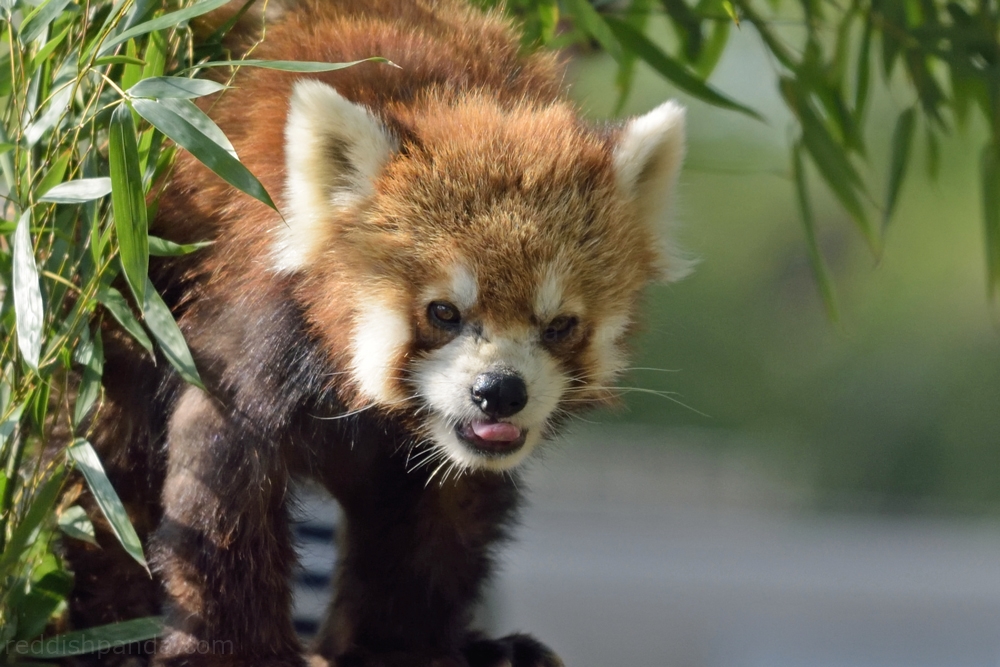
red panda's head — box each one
[278,80,687,472]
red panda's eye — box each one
[543,315,578,343]
[428,301,461,329]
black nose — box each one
[471,371,528,419]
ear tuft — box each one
[613,101,691,282]
[276,80,397,272]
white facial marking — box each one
[276,80,397,272]
[534,265,565,321]
[411,328,566,471]
[350,300,410,404]
[592,314,631,384]
[450,264,478,312]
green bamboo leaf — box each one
[96,286,153,353]
[142,278,204,389]
[18,0,73,44]
[13,210,43,370]
[604,16,763,120]
[97,0,232,55]
[30,22,72,70]
[39,177,112,203]
[854,18,872,120]
[694,19,730,79]
[982,144,1000,297]
[0,469,64,578]
[132,98,275,209]
[128,76,227,99]
[884,106,916,228]
[793,143,839,321]
[148,236,213,257]
[67,439,148,571]
[73,326,104,426]
[10,617,165,657]
[182,56,393,74]
[563,0,623,61]
[57,505,98,545]
[156,98,235,156]
[35,152,71,197]
[94,54,146,67]
[109,103,148,306]
[537,0,559,42]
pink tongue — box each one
[471,421,522,442]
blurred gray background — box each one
[293,22,1000,667]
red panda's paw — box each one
[462,634,564,667]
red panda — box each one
[64,1,687,666]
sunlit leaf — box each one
[109,103,149,306]
[35,151,71,198]
[128,76,227,99]
[884,106,916,228]
[182,56,394,74]
[98,0,232,55]
[39,177,113,203]
[132,98,275,209]
[18,0,73,44]
[155,98,234,156]
[13,210,43,370]
[10,617,165,658]
[94,54,146,67]
[142,278,204,389]
[30,23,72,71]
[67,439,148,571]
[58,505,98,546]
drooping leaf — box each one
[792,144,839,321]
[604,16,763,120]
[39,177,113,203]
[108,103,149,306]
[97,0,232,55]
[13,210,44,370]
[132,98,275,209]
[694,19,730,80]
[148,236,213,257]
[73,325,104,427]
[854,18,873,121]
[884,106,917,228]
[563,0,623,61]
[67,439,148,571]
[128,76,227,99]
[96,286,153,354]
[10,617,165,658]
[142,278,204,389]
[58,505,98,546]
[29,22,72,71]
[156,98,235,157]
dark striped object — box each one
[291,488,340,639]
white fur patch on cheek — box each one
[349,301,411,404]
[592,314,631,384]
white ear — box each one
[613,101,691,281]
[275,80,397,272]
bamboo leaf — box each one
[97,0,232,55]
[128,76,227,99]
[563,0,623,61]
[10,617,165,657]
[96,286,153,354]
[35,152,71,197]
[148,236,213,257]
[73,326,104,427]
[18,0,73,44]
[884,107,917,228]
[132,98,274,209]
[57,505,98,545]
[30,22,72,70]
[793,143,839,321]
[182,56,393,74]
[142,278,204,389]
[604,16,763,120]
[155,98,234,156]
[67,439,148,571]
[108,103,148,306]
[0,470,64,578]
[94,54,146,67]
[39,177,112,203]
[13,210,44,370]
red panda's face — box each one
[280,81,687,472]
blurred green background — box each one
[570,23,1000,513]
